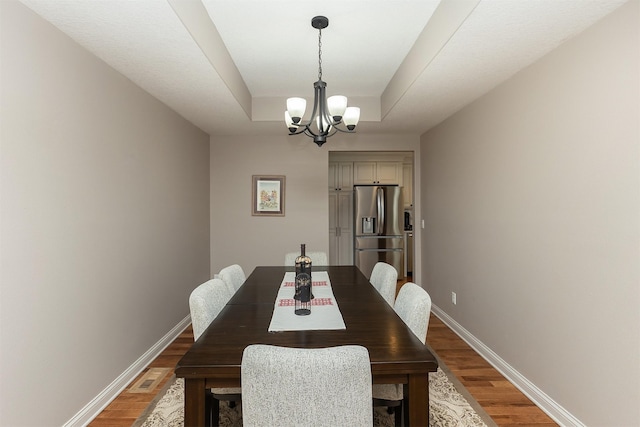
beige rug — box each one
[137,367,495,427]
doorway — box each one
[328,151,414,279]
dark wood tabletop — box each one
[176,265,438,426]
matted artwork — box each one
[252,175,285,216]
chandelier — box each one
[285,16,360,147]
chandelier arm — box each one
[303,126,318,138]
[320,106,338,128]
[296,124,319,138]
[329,125,353,134]
[326,127,339,137]
[287,125,310,136]
[294,80,323,129]
[288,125,329,141]
[290,121,354,136]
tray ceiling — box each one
[18,0,627,136]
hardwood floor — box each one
[89,284,558,427]
[88,328,195,426]
[427,315,557,426]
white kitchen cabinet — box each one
[402,162,413,208]
[328,191,353,265]
[329,161,354,265]
[328,162,353,191]
[353,161,402,185]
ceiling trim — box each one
[167,0,252,119]
[381,0,480,118]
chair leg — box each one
[212,396,220,427]
[403,383,410,427]
[205,390,213,427]
[394,402,402,427]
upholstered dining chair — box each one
[189,278,231,340]
[284,251,329,266]
[369,261,398,307]
[372,282,432,426]
[241,344,372,427]
[188,278,242,427]
[218,263,246,295]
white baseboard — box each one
[431,305,585,427]
[63,315,192,427]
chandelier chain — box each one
[318,28,323,81]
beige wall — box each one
[0,2,210,425]
[420,1,639,425]
[209,132,420,276]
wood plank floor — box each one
[89,283,558,427]
[427,315,557,426]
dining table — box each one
[175,265,438,426]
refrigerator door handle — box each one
[376,187,385,235]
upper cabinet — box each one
[328,162,353,191]
[353,161,403,185]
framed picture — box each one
[252,175,286,216]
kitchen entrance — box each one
[328,151,414,279]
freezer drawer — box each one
[355,248,403,280]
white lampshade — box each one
[286,97,306,123]
[343,107,360,130]
[284,111,298,132]
[327,95,347,120]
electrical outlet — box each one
[451,292,457,305]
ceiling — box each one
[19,0,627,137]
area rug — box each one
[137,367,493,427]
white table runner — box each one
[268,271,346,332]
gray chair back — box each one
[188,278,232,340]
[369,261,398,307]
[218,264,246,294]
[394,282,432,344]
[241,344,372,427]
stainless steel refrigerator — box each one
[354,185,404,279]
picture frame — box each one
[252,175,286,216]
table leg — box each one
[407,373,429,426]
[184,378,206,427]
